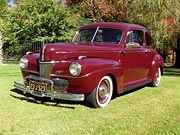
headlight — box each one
[69,62,81,77]
[19,57,28,69]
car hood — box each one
[41,42,120,61]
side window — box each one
[126,30,143,47]
[145,32,153,46]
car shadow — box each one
[112,85,146,100]
[10,88,85,109]
[11,85,152,108]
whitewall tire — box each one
[86,76,113,108]
[152,67,161,87]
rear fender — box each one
[150,54,164,80]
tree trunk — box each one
[175,49,180,68]
[175,33,180,68]
[0,33,2,65]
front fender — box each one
[51,58,123,95]
[21,54,40,78]
[77,58,120,76]
[74,58,123,94]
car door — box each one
[121,30,148,88]
[143,32,156,78]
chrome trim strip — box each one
[51,66,121,79]
[55,50,120,54]
[72,30,79,42]
[22,70,39,75]
[91,26,99,42]
[25,75,53,84]
[14,81,85,101]
[41,45,47,61]
[39,60,59,64]
[14,81,24,91]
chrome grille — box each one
[39,62,54,79]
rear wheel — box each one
[86,76,113,108]
[152,67,161,87]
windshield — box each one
[72,27,122,44]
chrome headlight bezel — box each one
[69,62,81,77]
[19,57,28,69]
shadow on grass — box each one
[10,88,85,109]
[10,78,163,109]
[112,85,146,100]
[164,67,180,77]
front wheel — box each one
[86,76,113,108]
[152,67,161,87]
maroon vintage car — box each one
[14,22,164,108]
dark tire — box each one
[86,76,113,108]
[152,67,161,87]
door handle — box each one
[120,51,125,55]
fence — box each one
[2,40,45,62]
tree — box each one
[125,0,180,66]
[175,32,180,67]
[2,0,180,67]
[2,0,80,43]
[78,0,180,66]
[79,0,126,22]
[0,0,8,36]
[0,0,7,9]
[65,0,83,6]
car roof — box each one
[79,22,146,31]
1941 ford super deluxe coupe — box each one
[14,22,164,108]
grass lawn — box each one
[0,65,180,135]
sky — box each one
[8,0,15,7]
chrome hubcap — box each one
[95,76,113,107]
[98,80,110,104]
[99,85,108,98]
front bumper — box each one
[14,81,85,101]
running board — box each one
[123,80,152,92]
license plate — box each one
[29,81,47,93]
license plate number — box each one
[29,81,47,93]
